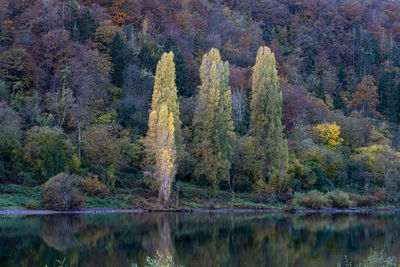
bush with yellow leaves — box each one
[313,122,344,149]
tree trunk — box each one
[77,120,82,159]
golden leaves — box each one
[314,122,344,149]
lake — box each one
[0,212,399,266]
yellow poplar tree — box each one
[145,52,181,205]
[193,48,234,196]
[250,46,288,187]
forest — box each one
[1,0,400,210]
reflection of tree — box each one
[40,215,83,251]
[1,213,400,267]
[151,214,176,266]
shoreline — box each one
[1,207,400,216]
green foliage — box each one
[326,190,351,208]
[308,162,335,193]
[95,109,117,124]
[2,0,400,211]
[250,46,288,186]
[287,155,315,189]
[116,64,154,135]
[378,70,400,123]
[0,102,21,181]
[25,201,39,210]
[41,173,84,211]
[0,78,9,102]
[0,185,42,209]
[80,175,109,197]
[351,145,400,195]
[110,32,134,87]
[138,34,163,72]
[349,193,377,208]
[145,251,183,267]
[163,36,191,96]
[69,6,97,42]
[231,136,262,192]
[299,190,331,209]
[338,249,399,267]
[24,127,74,182]
[82,123,128,188]
[193,48,234,196]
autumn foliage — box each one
[351,76,380,118]
[0,0,400,210]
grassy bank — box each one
[0,182,398,211]
[0,182,278,210]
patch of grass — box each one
[0,184,42,209]
[85,197,129,209]
[233,199,270,209]
[1,182,395,211]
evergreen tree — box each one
[110,32,133,88]
[250,46,288,187]
[193,48,234,196]
[164,36,191,96]
[378,71,399,122]
[145,52,181,205]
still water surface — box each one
[0,212,399,267]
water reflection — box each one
[0,212,399,266]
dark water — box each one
[0,212,399,267]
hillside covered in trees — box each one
[1,0,400,210]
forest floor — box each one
[0,182,398,213]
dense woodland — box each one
[1,0,400,209]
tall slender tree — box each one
[250,46,288,187]
[193,48,234,196]
[145,52,181,205]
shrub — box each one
[374,189,387,203]
[80,176,109,196]
[327,190,351,208]
[361,195,378,207]
[42,173,84,211]
[349,193,377,207]
[25,201,39,210]
[300,190,331,209]
[286,192,304,208]
[276,192,294,203]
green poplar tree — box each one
[250,46,288,187]
[145,52,181,205]
[193,48,234,196]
